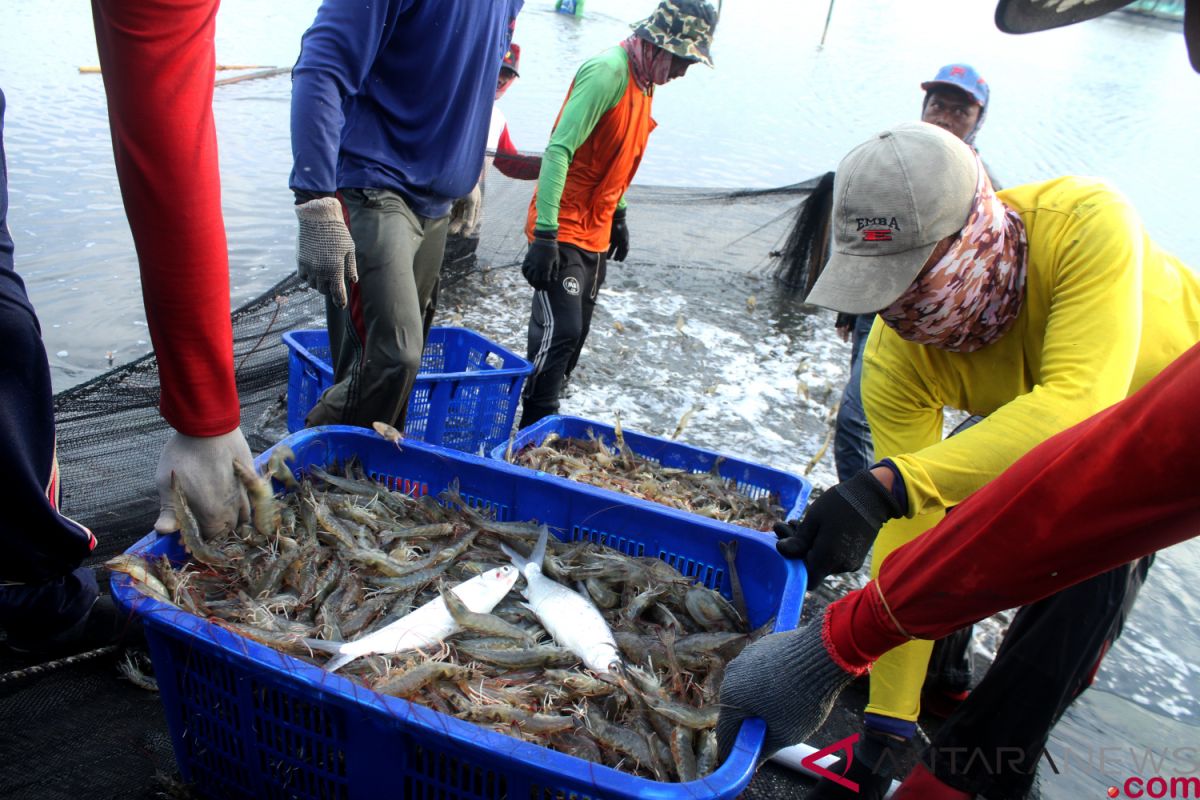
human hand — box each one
[835,312,856,342]
[154,429,253,539]
[716,622,861,761]
[607,207,629,262]
[522,229,560,290]
[295,197,358,307]
[774,469,902,587]
[448,183,482,237]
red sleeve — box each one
[493,124,542,180]
[92,0,240,437]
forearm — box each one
[533,144,571,231]
[92,0,239,436]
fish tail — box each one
[502,525,548,579]
[529,525,549,573]
[301,637,345,655]
[322,652,358,673]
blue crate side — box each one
[491,415,813,532]
[283,330,335,434]
[112,428,803,800]
[284,328,532,453]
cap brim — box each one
[920,80,984,105]
[804,241,938,314]
[994,0,1136,33]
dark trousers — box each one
[519,243,606,428]
[833,313,876,481]
[925,556,1153,799]
[0,92,97,638]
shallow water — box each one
[1,1,1197,797]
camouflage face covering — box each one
[631,0,717,67]
[878,157,1028,352]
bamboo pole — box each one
[78,64,275,74]
[819,0,836,46]
[214,67,291,87]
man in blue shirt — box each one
[291,0,523,429]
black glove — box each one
[607,207,629,262]
[774,469,902,588]
[522,229,559,290]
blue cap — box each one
[921,64,989,108]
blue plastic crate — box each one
[110,427,805,800]
[491,415,812,535]
[283,327,533,455]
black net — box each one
[53,153,827,569]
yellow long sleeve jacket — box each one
[862,176,1200,520]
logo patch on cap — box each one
[856,216,901,242]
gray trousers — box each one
[306,188,448,429]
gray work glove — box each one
[295,197,358,308]
[447,183,483,237]
[716,622,861,761]
[154,429,253,538]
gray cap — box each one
[805,122,979,314]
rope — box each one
[0,645,119,685]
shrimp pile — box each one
[506,423,787,531]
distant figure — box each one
[291,0,523,430]
[834,63,995,483]
[517,0,717,429]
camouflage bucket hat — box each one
[631,0,717,67]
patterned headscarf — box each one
[878,156,1028,352]
[622,35,674,90]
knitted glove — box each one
[154,429,253,538]
[296,197,358,307]
[448,182,483,237]
[775,469,902,588]
[607,207,629,261]
[522,229,560,290]
[716,621,861,760]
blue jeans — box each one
[834,314,876,482]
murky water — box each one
[1,1,1197,797]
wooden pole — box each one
[819,0,836,46]
[214,67,291,87]
[78,64,275,74]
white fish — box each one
[502,526,621,675]
[310,565,518,672]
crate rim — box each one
[283,326,535,382]
[111,428,794,799]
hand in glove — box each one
[522,229,560,290]
[716,621,863,761]
[154,429,253,538]
[447,183,483,237]
[607,207,630,262]
[296,196,358,308]
[774,469,902,588]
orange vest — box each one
[526,65,656,252]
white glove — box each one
[447,183,483,237]
[296,197,358,307]
[154,428,253,538]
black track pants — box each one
[519,243,606,428]
[924,556,1153,799]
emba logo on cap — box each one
[856,216,900,242]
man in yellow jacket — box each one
[730,121,1200,799]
